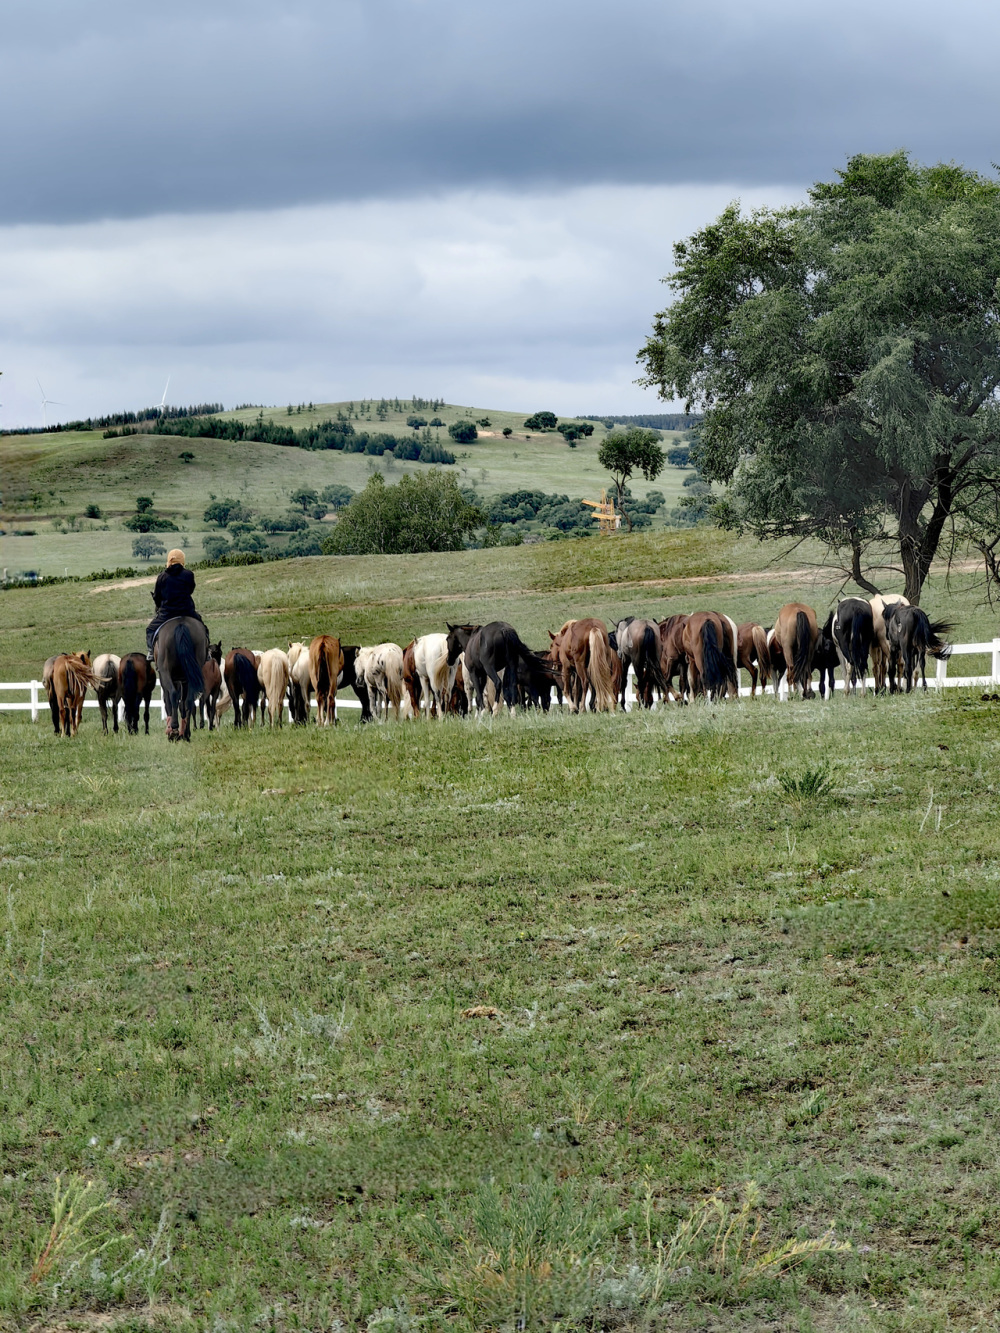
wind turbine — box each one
[36,378,64,428]
[156,376,170,416]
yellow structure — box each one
[582,489,620,535]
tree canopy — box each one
[322,472,483,556]
[597,428,665,531]
[638,152,1000,600]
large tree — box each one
[638,152,1000,601]
[322,471,483,556]
[597,428,665,532]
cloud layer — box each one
[4,0,999,224]
[0,184,801,422]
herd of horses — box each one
[40,593,953,738]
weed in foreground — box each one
[778,765,833,802]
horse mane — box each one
[586,626,617,712]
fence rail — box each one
[4,638,998,720]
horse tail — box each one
[384,650,404,709]
[850,609,872,680]
[176,624,206,699]
[641,622,668,692]
[751,624,770,681]
[588,628,616,712]
[700,620,729,695]
[916,612,954,659]
[122,657,137,718]
[792,610,811,686]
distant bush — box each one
[524,411,558,431]
[557,421,595,443]
[203,498,254,527]
[203,533,231,562]
[667,445,691,467]
[84,504,102,519]
[419,442,456,464]
[323,472,483,556]
[259,513,308,533]
[131,536,167,561]
[285,529,324,557]
[448,420,478,444]
[320,484,356,509]
[122,495,178,532]
[429,417,445,427]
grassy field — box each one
[0,402,690,578]
[2,534,1000,1331]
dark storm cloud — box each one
[4,0,999,224]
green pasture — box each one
[2,536,1000,1331]
[0,402,689,577]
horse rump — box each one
[700,618,737,697]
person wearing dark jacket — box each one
[146,549,207,660]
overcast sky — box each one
[3,0,999,424]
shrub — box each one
[203,534,230,562]
[285,529,324,557]
[203,498,254,527]
[320,484,356,509]
[448,420,478,443]
[502,427,513,438]
[84,503,102,519]
[323,472,482,556]
[524,411,558,430]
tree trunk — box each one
[850,537,882,597]
[896,469,954,603]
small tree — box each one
[524,411,558,430]
[320,484,356,510]
[179,451,195,464]
[203,534,230,562]
[448,420,478,444]
[132,536,166,561]
[597,429,666,532]
[290,486,319,514]
[84,503,102,519]
[502,427,513,439]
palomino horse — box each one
[155,617,208,740]
[92,653,121,734]
[225,648,261,727]
[358,643,406,721]
[682,613,737,701]
[308,634,343,725]
[415,632,460,717]
[736,623,770,696]
[656,614,689,702]
[44,652,98,737]
[774,603,818,699]
[119,653,157,734]
[870,594,910,692]
[257,648,291,726]
[826,598,874,695]
[885,605,953,692]
[287,642,313,723]
[615,618,664,709]
[549,618,617,712]
[197,642,224,730]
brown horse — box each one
[774,603,818,698]
[615,618,664,708]
[197,642,224,730]
[44,651,98,737]
[549,618,617,712]
[656,614,689,702]
[225,648,261,727]
[309,634,343,726]
[682,613,737,701]
[401,640,422,717]
[119,653,158,735]
[737,622,771,696]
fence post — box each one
[993,639,1000,686]
[30,680,39,723]
[159,686,167,721]
[935,655,948,691]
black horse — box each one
[885,605,953,692]
[461,621,555,715]
[154,617,208,741]
[339,645,374,723]
[813,625,840,699]
[825,598,874,695]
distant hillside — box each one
[581,413,702,430]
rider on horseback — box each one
[146,549,208,661]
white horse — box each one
[413,633,457,717]
[359,642,406,721]
[287,641,313,723]
[257,648,290,726]
[92,653,121,734]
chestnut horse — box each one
[774,603,818,699]
[308,634,343,725]
[549,618,617,712]
[657,614,689,702]
[682,613,737,701]
[736,623,770,696]
[44,651,98,737]
[197,642,224,730]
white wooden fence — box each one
[3,638,999,721]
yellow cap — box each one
[166,549,186,567]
